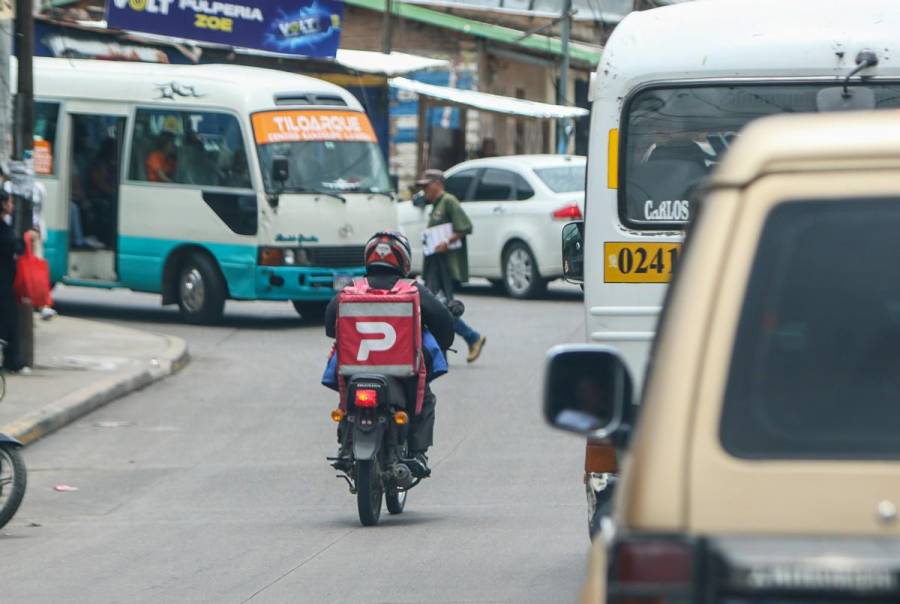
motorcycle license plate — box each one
[333,274,354,290]
[604,242,682,283]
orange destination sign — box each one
[253,110,377,144]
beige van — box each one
[546,111,900,603]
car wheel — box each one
[502,242,546,299]
[292,300,328,322]
[177,254,226,324]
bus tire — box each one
[177,254,226,324]
[502,242,546,299]
[292,300,328,322]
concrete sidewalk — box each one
[0,316,189,445]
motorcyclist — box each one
[325,231,454,475]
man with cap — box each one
[417,168,487,363]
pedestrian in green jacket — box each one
[417,169,487,363]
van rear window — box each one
[721,199,900,459]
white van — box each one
[28,58,395,323]
[564,0,900,537]
[578,0,900,384]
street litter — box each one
[54,485,78,492]
[94,420,132,429]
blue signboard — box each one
[106,0,344,58]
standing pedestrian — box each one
[0,190,34,373]
[417,168,487,363]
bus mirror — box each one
[272,156,290,185]
[562,221,584,284]
[543,345,633,439]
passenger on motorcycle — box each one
[325,231,454,475]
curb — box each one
[0,336,190,446]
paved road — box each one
[1,283,590,603]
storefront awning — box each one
[389,77,589,119]
[335,50,449,76]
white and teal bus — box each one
[27,58,396,323]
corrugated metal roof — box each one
[390,76,590,118]
[346,0,601,65]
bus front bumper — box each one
[254,266,365,301]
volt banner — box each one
[106,0,344,57]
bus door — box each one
[66,110,127,283]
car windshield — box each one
[253,110,391,194]
[624,83,900,228]
[534,165,585,193]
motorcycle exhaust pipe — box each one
[392,462,415,488]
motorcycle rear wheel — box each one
[356,460,383,526]
[0,445,26,529]
[386,489,407,514]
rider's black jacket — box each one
[324,271,455,351]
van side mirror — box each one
[562,221,584,284]
[272,156,290,185]
[543,345,633,438]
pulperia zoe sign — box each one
[105,0,345,58]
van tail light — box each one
[552,203,583,220]
[354,389,378,408]
[609,537,694,604]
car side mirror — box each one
[543,345,634,438]
[272,156,290,185]
[561,221,585,284]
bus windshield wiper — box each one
[294,189,347,203]
[366,191,395,201]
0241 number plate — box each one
[604,242,682,283]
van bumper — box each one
[253,265,365,301]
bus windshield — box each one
[623,83,900,228]
[252,110,391,194]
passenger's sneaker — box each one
[40,307,57,321]
[466,335,487,363]
[84,236,105,250]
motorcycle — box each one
[0,433,26,529]
[329,375,429,526]
[327,300,463,527]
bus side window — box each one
[129,109,251,189]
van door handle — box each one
[492,205,505,214]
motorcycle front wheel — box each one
[356,460,383,526]
[0,444,26,528]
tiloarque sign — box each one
[105,0,345,58]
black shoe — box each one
[407,452,431,478]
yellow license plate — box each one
[604,242,682,283]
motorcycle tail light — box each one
[354,389,378,408]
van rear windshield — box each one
[622,83,900,229]
[721,199,900,460]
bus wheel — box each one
[502,242,546,299]
[177,254,226,324]
[292,300,327,322]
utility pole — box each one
[556,0,572,154]
[381,0,394,54]
[13,0,34,366]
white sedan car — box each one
[398,155,585,298]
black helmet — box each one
[364,230,412,276]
